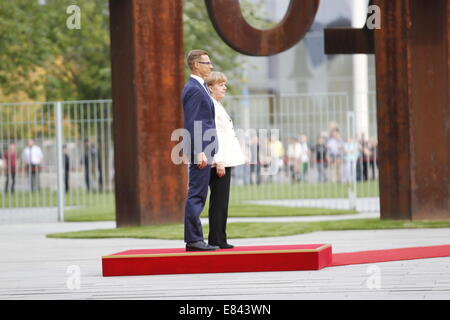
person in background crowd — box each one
[258,134,271,182]
[22,139,44,192]
[326,128,344,183]
[63,144,70,193]
[287,137,302,182]
[4,143,17,193]
[249,134,261,185]
[83,139,103,192]
[269,136,284,182]
[343,136,359,184]
[357,133,370,182]
[299,134,310,182]
[369,137,378,180]
[315,136,328,183]
[234,132,251,185]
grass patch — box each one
[0,181,378,209]
[63,203,357,222]
[65,205,115,222]
[230,181,379,201]
[47,218,450,240]
[0,189,114,208]
[203,205,357,218]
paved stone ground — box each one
[0,207,59,224]
[0,220,449,300]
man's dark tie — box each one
[203,82,214,117]
[203,82,210,94]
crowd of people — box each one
[232,124,379,185]
[1,138,103,193]
[1,139,44,193]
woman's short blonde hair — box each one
[205,71,227,87]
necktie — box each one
[203,82,214,117]
[203,82,210,94]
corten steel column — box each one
[109,0,186,226]
[373,0,450,220]
[325,0,450,220]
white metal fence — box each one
[0,93,379,223]
[224,92,379,212]
[0,100,114,223]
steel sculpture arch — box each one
[205,0,320,56]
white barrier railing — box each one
[0,93,379,222]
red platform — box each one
[102,244,333,277]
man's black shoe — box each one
[210,243,234,249]
[186,241,219,251]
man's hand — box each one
[216,163,226,177]
[197,152,208,169]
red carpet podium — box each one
[102,244,332,277]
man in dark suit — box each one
[182,49,219,251]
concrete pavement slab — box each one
[0,221,449,300]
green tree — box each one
[183,0,265,93]
[183,0,244,93]
[43,0,111,101]
[0,0,267,101]
[0,0,52,99]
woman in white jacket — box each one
[206,71,245,249]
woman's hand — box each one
[216,163,226,177]
[197,152,208,169]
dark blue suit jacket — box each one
[182,77,218,163]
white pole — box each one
[352,0,369,140]
[242,70,250,130]
[55,101,65,222]
[347,111,357,210]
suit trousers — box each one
[208,166,232,246]
[184,163,212,243]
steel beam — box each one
[109,0,186,226]
[373,0,450,220]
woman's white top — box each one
[212,97,246,167]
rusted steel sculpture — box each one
[205,0,319,56]
[109,0,448,225]
[206,0,449,220]
[109,0,186,226]
[324,0,450,220]
[372,0,449,220]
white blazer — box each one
[212,97,245,167]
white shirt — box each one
[190,74,210,95]
[287,142,302,160]
[211,98,245,167]
[22,145,44,165]
[300,142,309,162]
[326,137,343,156]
